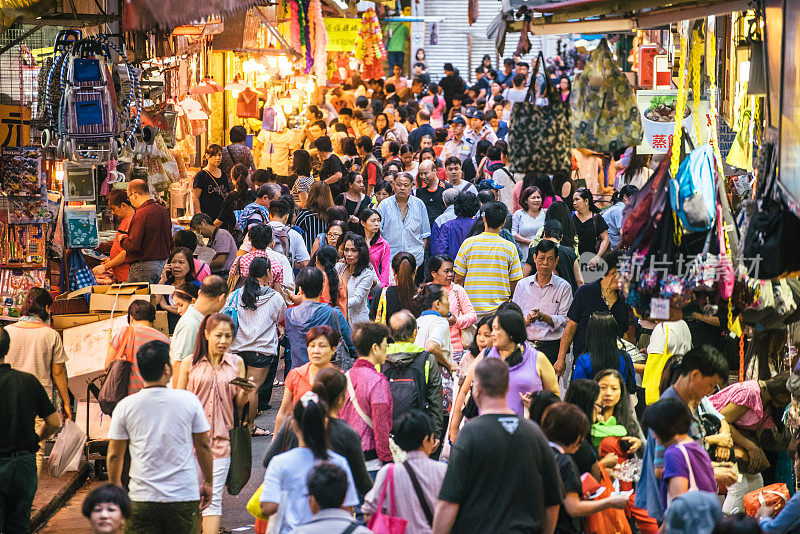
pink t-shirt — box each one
[420,95,446,128]
[710,380,774,430]
[193,259,210,282]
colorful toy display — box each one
[354,9,385,80]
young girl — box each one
[173,283,198,317]
[642,398,717,511]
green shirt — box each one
[386,23,409,52]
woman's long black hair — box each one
[413,283,445,316]
[392,252,417,311]
[574,187,600,214]
[467,314,494,357]
[585,312,621,375]
[292,392,329,460]
[313,245,340,307]
[428,83,440,108]
[544,200,576,248]
[166,247,197,285]
[565,378,600,424]
[343,232,371,277]
[358,208,382,246]
[594,368,644,441]
[241,256,271,310]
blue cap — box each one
[451,115,467,126]
[478,178,504,190]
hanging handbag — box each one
[98,325,136,415]
[743,483,790,516]
[570,38,643,155]
[743,134,800,279]
[226,402,252,495]
[367,463,408,534]
[507,52,572,175]
[620,148,671,253]
[236,87,260,119]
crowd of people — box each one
[1,53,798,534]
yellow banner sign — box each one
[0,105,31,148]
[324,18,361,53]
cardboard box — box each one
[62,283,173,313]
[53,310,168,336]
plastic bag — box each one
[49,419,86,477]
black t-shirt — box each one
[335,193,369,234]
[570,439,598,477]
[566,279,630,358]
[438,413,563,533]
[552,447,583,534]
[573,214,608,255]
[415,182,452,227]
[320,154,346,196]
[0,364,56,454]
[526,244,579,293]
[193,169,229,221]
[369,286,404,324]
[219,190,256,236]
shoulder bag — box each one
[226,402,252,495]
[227,255,243,293]
[367,463,408,534]
[403,461,434,527]
[98,326,135,415]
[507,51,572,175]
[666,443,698,508]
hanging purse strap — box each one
[346,371,373,428]
[403,460,434,526]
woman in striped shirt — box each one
[296,181,333,254]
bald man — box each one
[121,179,173,283]
[415,159,452,228]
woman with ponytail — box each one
[260,391,359,531]
[264,367,372,497]
[215,163,254,240]
[369,252,418,323]
[225,257,286,434]
[421,83,445,128]
[193,144,227,221]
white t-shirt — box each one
[503,87,529,105]
[415,313,453,367]
[647,319,692,357]
[107,388,211,503]
[261,448,358,534]
[269,221,311,266]
[452,180,478,195]
[170,305,204,362]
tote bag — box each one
[507,52,572,175]
[367,463,408,534]
[98,326,136,415]
[226,403,252,495]
[584,464,632,534]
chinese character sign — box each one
[324,18,360,52]
[637,90,710,154]
[0,105,32,148]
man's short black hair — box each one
[541,402,590,446]
[339,107,353,117]
[306,463,349,509]
[641,398,692,444]
[356,135,373,153]
[297,267,324,298]
[477,190,495,204]
[679,345,729,379]
[393,409,435,451]
[444,156,461,168]
[82,484,132,519]
[314,135,332,153]
[137,340,171,382]
[534,238,558,258]
[513,73,526,86]
[352,322,391,357]
[311,120,327,131]
[190,213,213,230]
[257,183,276,199]
[229,125,247,143]
[504,58,515,67]
[248,224,273,250]
[444,63,454,72]
[253,168,271,185]
[386,140,400,156]
[543,219,564,240]
[385,82,396,93]
[601,249,623,272]
[355,95,369,109]
[269,197,290,218]
[483,201,508,229]
[0,327,9,360]
[475,66,485,74]
[173,229,197,251]
[453,191,480,218]
[127,300,156,323]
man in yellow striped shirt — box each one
[453,201,523,317]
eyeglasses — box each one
[327,232,342,239]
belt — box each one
[0,450,34,458]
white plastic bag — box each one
[49,419,86,477]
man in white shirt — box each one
[444,156,478,195]
[384,107,409,144]
[464,108,498,145]
[512,239,573,365]
[169,276,227,385]
[441,116,475,164]
[107,340,214,533]
[267,197,310,269]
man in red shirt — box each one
[121,179,173,283]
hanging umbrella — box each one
[225,77,248,92]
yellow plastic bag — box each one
[247,485,267,520]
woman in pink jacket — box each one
[428,255,477,363]
[360,208,392,288]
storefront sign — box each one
[324,18,361,52]
[0,105,31,148]
[717,118,737,160]
[636,90,711,154]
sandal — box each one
[252,426,273,437]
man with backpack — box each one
[384,310,443,439]
[267,197,310,269]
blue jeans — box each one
[387,51,404,70]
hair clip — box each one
[300,391,319,407]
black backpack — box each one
[382,352,429,424]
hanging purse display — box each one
[507,52,572,175]
[570,38,643,155]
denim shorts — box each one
[238,351,274,368]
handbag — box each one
[236,88,260,119]
[367,464,408,534]
[743,483,790,516]
[221,288,242,332]
[620,149,671,253]
[583,464,632,534]
[226,402,252,495]
[743,133,800,279]
[507,52,572,175]
[98,325,136,415]
[571,38,643,155]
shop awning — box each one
[509,0,750,34]
[123,0,260,31]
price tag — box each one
[650,298,670,320]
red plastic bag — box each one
[583,465,632,534]
[743,483,790,517]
